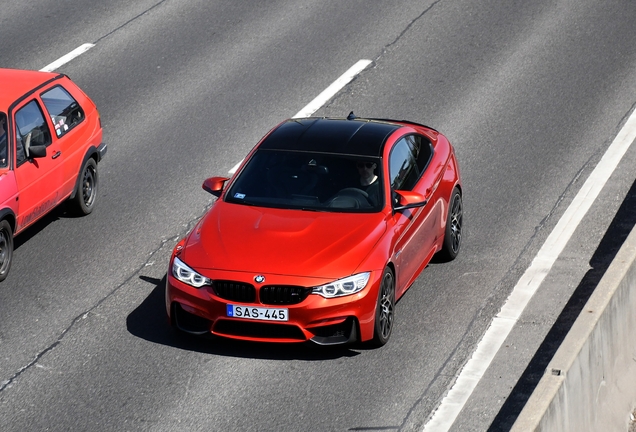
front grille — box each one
[213,320,306,341]
[213,281,256,303]
[259,285,312,305]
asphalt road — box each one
[2,1,636,431]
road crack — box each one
[0,202,212,394]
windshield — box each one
[226,149,384,212]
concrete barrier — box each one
[512,226,636,431]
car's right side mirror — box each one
[393,190,428,212]
[202,177,229,198]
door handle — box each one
[52,151,61,159]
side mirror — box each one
[202,177,229,198]
[28,145,46,159]
[393,190,427,211]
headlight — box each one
[312,272,370,298]
[172,256,212,288]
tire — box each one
[73,158,98,215]
[371,267,395,347]
[0,220,14,282]
[438,188,463,261]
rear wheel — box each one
[0,220,13,282]
[438,188,462,261]
[371,267,395,347]
[72,158,98,215]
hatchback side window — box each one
[41,85,84,138]
[15,100,52,165]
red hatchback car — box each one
[0,68,106,282]
[166,114,461,346]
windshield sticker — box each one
[234,193,246,199]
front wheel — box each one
[72,158,98,215]
[438,188,463,261]
[370,267,395,347]
[0,220,14,282]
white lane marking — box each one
[228,59,373,174]
[293,59,372,119]
[39,43,95,72]
[229,160,242,175]
[424,107,636,431]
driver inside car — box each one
[356,161,381,207]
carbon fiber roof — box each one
[258,117,401,156]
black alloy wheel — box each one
[439,188,462,261]
[371,267,395,346]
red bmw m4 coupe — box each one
[166,113,462,347]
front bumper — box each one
[165,268,381,345]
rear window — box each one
[41,85,84,138]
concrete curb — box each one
[511,226,636,431]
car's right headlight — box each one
[172,256,212,288]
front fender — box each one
[69,143,106,200]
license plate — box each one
[226,304,288,322]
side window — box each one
[389,138,419,191]
[15,124,26,165]
[408,134,433,172]
[15,100,52,166]
[41,85,84,138]
[0,113,7,168]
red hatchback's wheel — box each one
[371,267,395,347]
[0,220,13,282]
[73,158,98,215]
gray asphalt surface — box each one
[1,1,636,431]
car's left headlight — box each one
[312,272,371,298]
[172,256,212,288]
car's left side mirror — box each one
[28,145,46,159]
[393,190,428,212]
[202,177,229,198]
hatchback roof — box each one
[258,117,402,157]
[0,68,64,110]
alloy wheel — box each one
[377,271,394,340]
[449,193,463,253]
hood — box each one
[181,202,387,279]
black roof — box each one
[258,117,401,156]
